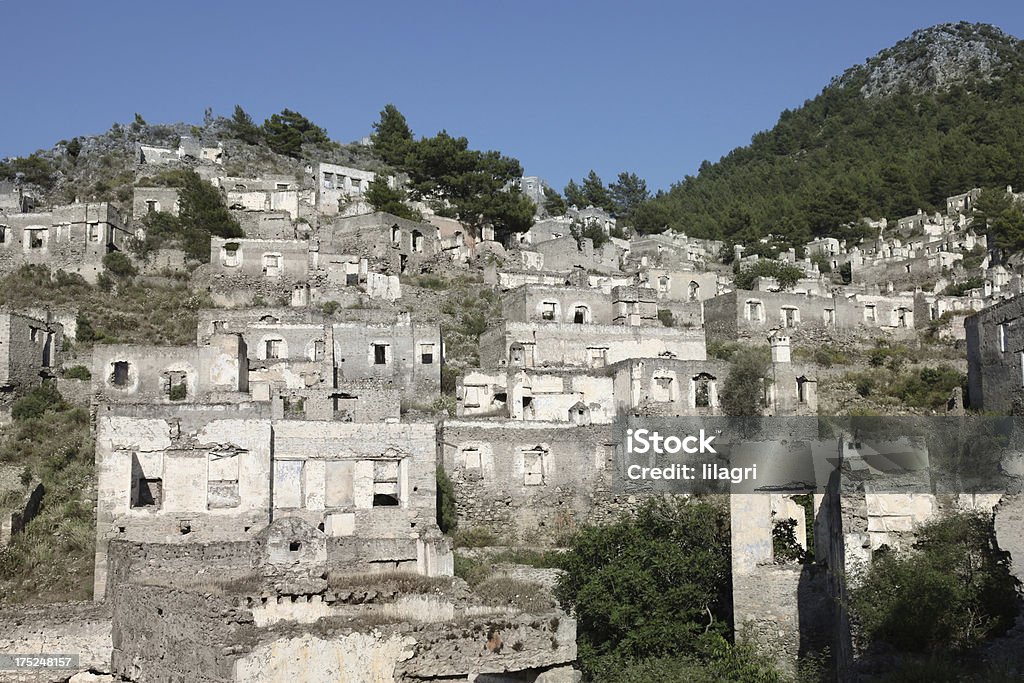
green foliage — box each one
[453,553,492,588]
[0,265,209,347]
[734,260,805,290]
[435,465,457,533]
[973,187,1024,256]
[133,170,241,261]
[556,498,732,676]
[565,170,617,214]
[720,347,771,416]
[942,276,985,296]
[889,365,966,409]
[65,138,82,159]
[706,340,748,361]
[365,175,418,220]
[850,511,1019,654]
[371,104,414,167]
[542,186,567,216]
[11,384,66,421]
[61,365,91,381]
[772,518,810,564]
[570,220,609,249]
[608,172,651,222]
[453,527,498,548]
[227,104,262,145]
[320,300,340,316]
[631,28,1024,253]
[657,309,675,327]
[0,153,56,189]
[586,640,784,683]
[371,106,535,240]
[102,252,137,278]
[261,108,331,158]
[0,404,94,602]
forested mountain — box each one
[632,22,1024,253]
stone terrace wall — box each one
[0,602,112,682]
[111,584,256,683]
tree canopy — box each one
[261,109,332,158]
[370,107,535,240]
[629,29,1024,254]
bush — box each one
[453,527,498,548]
[720,347,771,416]
[734,260,804,290]
[102,252,137,278]
[556,498,732,675]
[61,366,91,380]
[850,511,1020,654]
[475,577,554,613]
[890,366,965,410]
[657,309,675,327]
[436,465,457,533]
[454,553,491,588]
[11,384,66,421]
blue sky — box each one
[2,1,1023,191]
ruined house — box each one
[0,309,63,407]
[0,202,133,283]
[966,294,1024,414]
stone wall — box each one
[0,602,112,682]
[480,321,707,369]
[441,420,633,543]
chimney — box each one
[768,331,791,364]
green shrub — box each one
[720,347,771,416]
[850,511,1019,654]
[102,252,137,278]
[734,260,804,290]
[556,498,732,675]
[453,527,499,548]
[11,384,66,421]
[475,577,554,613]
[657,309,675,327]
[454,553,491,588]
[811,344,848,367]
[436,465,457,533]
[61,366,91,380]
[321,300,340,315]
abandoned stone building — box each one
[213,174,308,220]
[458,345,815,423]
[966,294,1024,414]
[194,308,441,400]
[205,236,402,307]
[0,309,63,408]
[0,180,34,213]
[0,202,133,282]
[703,289,917,344]
[322,212,443,275]
[534,235,621,273]
[137,136,223,166]
[639,268,719,303]
[132,186,181,218]
[314,161,378,216]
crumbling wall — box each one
[111,584,255,683]
[0,602,112,683]
[441,421,622,543]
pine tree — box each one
[371,104,414,168]
[228,105,262,145]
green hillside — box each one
[633,22,1024,254]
